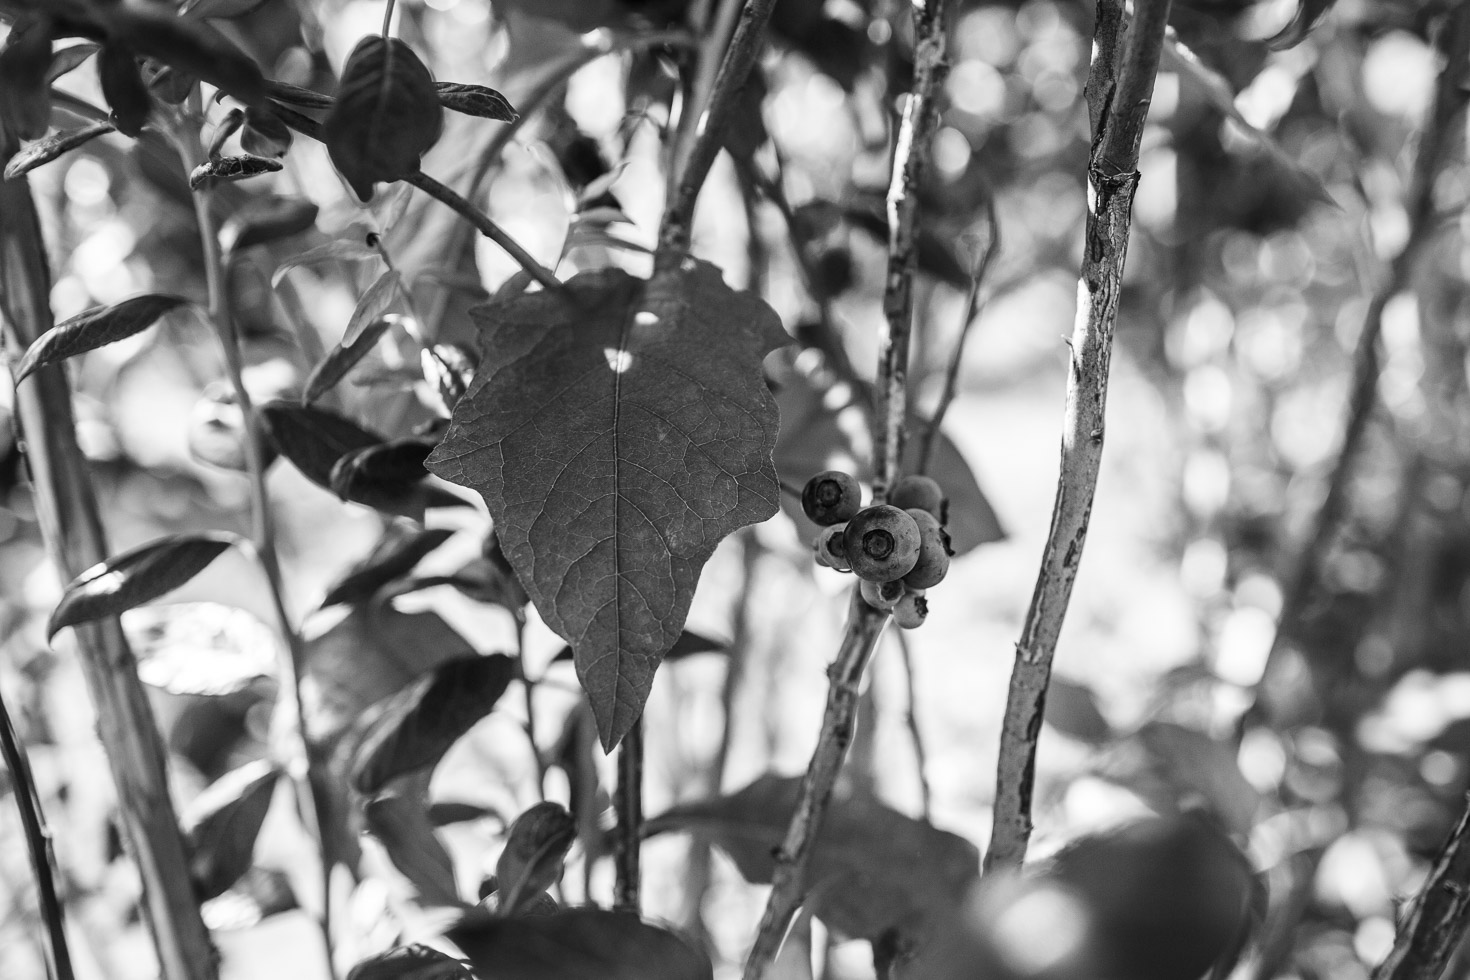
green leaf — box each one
[549,629,724,666]
[449,909,713,980]
[48,532,240,640]
[45,43,100,85]
[344,270,402,345]
[323,36,443,201]
[350,653,517,795]
[239,105,292,158]
[100,6,265,107]
[271,239,379,287]
[98,43,151,137]
[0,17,54,142]
[434,82,517,122]
[220,195,318,253]
[182,759,281,899]
[363,794,461,907]
[320,525,456,609]
[347,945,473,980]
[427,261,790,749]
[3,121,115,181]
[303,317,399,405]
[330,438,467,518]
[258,401,385,490]
[645,773,979,944]
[14,293,187,384]
[180,0,275,19]
[188,153,283,190]
[494,802,576,916]
[1044,676,1113,745]
[265,79,334,109]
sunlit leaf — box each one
[344,270,402,346]
[323,37,443,201]
[350,653,517,794]
[3,121,116,181]
[48,532,240,640]
[15,293,187,384]
[188,153,283,190]
[272,239,379,287]
[427,262,790,749]
[449,909,713,980]
[435,82,517,121]
[363,794,461,907]
[258,401,385,490]
[45,43,100,85]
[347,945,473,980]
[495,802,576,915]
[303,315,399,405]
[182,760,281,899]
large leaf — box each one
[646,773,978,944]
[182,759,281,899]
[364,794,461,907]
[48,532,240,640]
[323,37,444,201]
[321,525,456,609]
[259,401,385,490]
[448,909,712,980]
[348,945,473,980]
[350,653,517,794]
[14,293,187,384]
[495,802,576,916]
[427,262,789,748]
[3,121,115,180]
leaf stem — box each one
[985,0,1172,874]
[613,714,644,913]
[381,0,396,38]
[0,684,75,980]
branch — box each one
[984,0,1171,873]
[894,631,932,818]
[613,715,644,913]
[0,127,220,980]
[742,3,951,976]
[1373,797,1470,980]
[0,684,75,980]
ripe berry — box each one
[860,577,904,612]
[902,508,952,589]
[843,505,921,582]
[890,474,946,522]
[813,524,851,572]
[801,470,862,526]
[894,591,928,629]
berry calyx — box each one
[902,508,952,589]
[890,474,946,522]
[801,470,862,526]
[843,505,921,582]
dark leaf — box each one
[344,270,402,345]
[330,438,432,497]
[98,43,152,137]
[449,909,713,980]
[426,262,790,749]
[434,82,517,122]
[265,79,334,109]
[100,7,265,107]
[219,195,318,253]
[722,70,767,161]
[320,525,455,609]
[1044,677,1113,744]
[646,773,978,944]
[3,121,115,181]
[182,760,281,899]
[1267,0,1337,49]
[15,293,187,384]
[0,17,54,141]
[303,315,401,405]
[45,43,100,85]
[350,653,517,794]
[348,945,473,980]
[125,601,280,696]
[239,105,292,157]
[323,37,443,201]
[550,629,724,666]
[48,532,240,640]
[495,802,576,915]
[429,801,502,828]
[188,153,283,190]
[363,794,461,907]
[181,0,275,19]
[258,401,385,490]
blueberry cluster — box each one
[802,470,953,629]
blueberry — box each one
[889,474,946,522]
[843,505,921,582]
[902,508,952,589]
[801,470,862,526]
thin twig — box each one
[380,0,396,38]
[984,0,1172,873]
[402,171,563,292]
[172,118,338,979]
[893,631,932,818]
[613,715,644,913]
[670,0,745,202]
[0,685,75,980]
[1373,796,1470,980]
[0,122,220,980]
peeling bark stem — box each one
[0,131,220,980]
[1373,797,1470,980]
[985,0,1171,874]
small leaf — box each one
[4,121,115,181]
[98,43,152,137]
[181,0,275,19]
[46,43,100,85]
[429,801,501,828]
[330,438,433,499]
[323,36,444,201]
[646,774,979,945]
[265,79,334,109]
[240,104,292,157]
[182,760,281,899]
[48,532,239,640]
[272,239,379,286]
[304,315,401,405]
[258,401,385,490]
[220,195,318,253]
[450,909,713,980]
[320,525,455,609]
[0,17,54,142]
[495,802,576,916]
[1043,677,1113,744]
[363,794,461,907]
[15,293,187,384]
[188,153,283,190]
[347,945,473,980]
[101,7,265,107]
[351,654,517,794]
[434,82,517,122]
[124,601,280,696]
[550,629,723,666]
[426,261,791,750]
[344,270,402,346]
